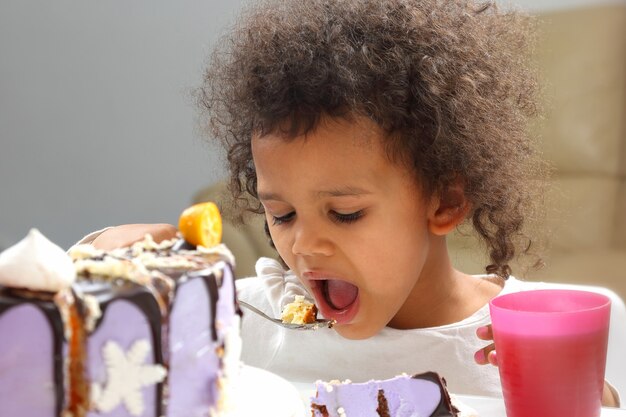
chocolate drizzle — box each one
[78,280,163,356]
[376,389,391,417]
[75,277,167,416]
[203,271,220,342]
[412,372,460,417]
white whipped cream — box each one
[67,243,104,260]
[0,228,76,292]
[197,243,236,266]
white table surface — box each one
[457,394,626,417]
[291,381,626,417]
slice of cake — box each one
[311,372,461,417]
[281,294,318,324]
[0,205,241,417]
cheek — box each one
[267,226,295,264]
[355,228,428,290]
[361,253,421,293]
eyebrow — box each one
[258,186,371,202]
[257,191,282,201]
[316,186,371,198]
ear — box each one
[427,181,471,236]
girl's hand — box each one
[474,324,620,407]
[474,324,498,366]
[91,224,177,251]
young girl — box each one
[88,0,620,405]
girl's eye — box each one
[332,210,364,224]
[272,211,295,225]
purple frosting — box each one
[87,299,157,417]
[0,303,58,417]
[167,276,219,416]
[215,265,236,339]
[312,374,446,417]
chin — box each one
[333,322,382,340]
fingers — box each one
[91,224,177,250]
[476,324,493,341]
[148,224,179,243]
[474,343,498,366]
[602,381,620,407]
[474,324,498,366]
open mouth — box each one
[323,279,358,310]
[310,278,360,324]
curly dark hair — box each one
[197,0,547,278]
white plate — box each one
[232,366,306,417]
[454,395,626,417]
[291,381,316,407]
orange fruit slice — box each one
[178,202,222,248]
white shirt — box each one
[236,257,532,397]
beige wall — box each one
[451,4,626,301]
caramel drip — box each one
[310,403,330,417]
[68,303,89,416]
[55,290,89,417]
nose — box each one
[291,220,333,257]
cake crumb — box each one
[281,295,318,324]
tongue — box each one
[326,280,358,310]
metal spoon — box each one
[238,299,335,330]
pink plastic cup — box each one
[489,289,611,417]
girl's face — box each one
[252,116,449,339]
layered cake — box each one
[311,372,463,417]
[0,220,240,416]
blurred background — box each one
[1,0,625,299]
[0,0,245,249]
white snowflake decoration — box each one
[91,339,167,416]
